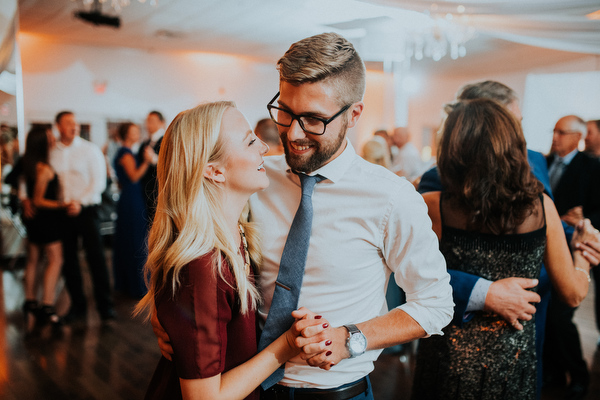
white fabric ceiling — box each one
[11,0,600,77]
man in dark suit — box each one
[544,114,600,400]
[138,111,165,226]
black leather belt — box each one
[262,377,368,400]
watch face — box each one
[349,333,367,354]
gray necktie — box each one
[258,173,324,390]
[549,157,564,192]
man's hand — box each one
[573,219,600,266]
[151,308,173,361]
[561,206,584,227]
[66,201,82,216]
[484,277,540,330]
[144,146,158,166]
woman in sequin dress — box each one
[411,99,596,400]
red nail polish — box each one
[322,323,329,329]
[315,315,322,319]
[326,351,332,356]
[325,340,332,346]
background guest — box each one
[51,111,115,324]
[138,110,165,225]
[390,126,424,182]
[544,114,600,399]
[412,99,596,400]
[361,135,391,169]
[112,122,152,299]
[254,118,284,156]
[20,127,72,331]
[585,119,600,158]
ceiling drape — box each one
[362,0,600,54]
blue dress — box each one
[113,147,148,298]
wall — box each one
[18,33,389,151]
[18,33,600,160]
[406,55,600,162]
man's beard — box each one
[281,121,347,174]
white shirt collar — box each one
[558,148,578,165]
[149,128,165,144]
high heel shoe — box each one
[23,300,39,334]
[38,305,63,328]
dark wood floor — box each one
[0,250,599,400]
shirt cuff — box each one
[465,278,493,312]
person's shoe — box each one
[38,305,64,328]
[565,381,588,400]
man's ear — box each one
[203,162,226,183]
[347,101,364,129]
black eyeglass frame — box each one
[266,92,351,136]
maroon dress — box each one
[145,250,259,400]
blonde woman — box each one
[361,135,391,169]
[135,101,329,400]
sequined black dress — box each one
[411,195,546,400]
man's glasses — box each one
[267,92,350,136]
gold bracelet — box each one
[574,267,591,282]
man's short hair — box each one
[277,32,366,106]
[55,110,74,124]
[149,110,165,122]
[456,81,517,107]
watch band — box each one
[344,324,360,335]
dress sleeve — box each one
[156,254,236,379]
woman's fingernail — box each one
[315,315,322,319]
[325,340,332,346]
[326,351,332,356]
[322,323,329,329]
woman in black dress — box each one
[411,99,597,400]
[21,127,73,331]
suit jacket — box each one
[547,151,600,229]
[138,136,163,222]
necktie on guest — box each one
[258,173,325,390]
[549,157,564,193]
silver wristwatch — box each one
[343,324,367,358]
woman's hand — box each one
[151,308,173,361]
[287,307,334,368]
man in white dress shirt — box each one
[390,126,424,182]
[253,33,452,399]
[51,111,115,323]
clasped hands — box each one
[151,306,351,371]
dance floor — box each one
[0,249,598,399]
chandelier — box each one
[405,16,476,62]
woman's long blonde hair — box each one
[135,101,262,318]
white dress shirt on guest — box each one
[250,139,453,389]
[391,142,424,181]
[50,136,107,206]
